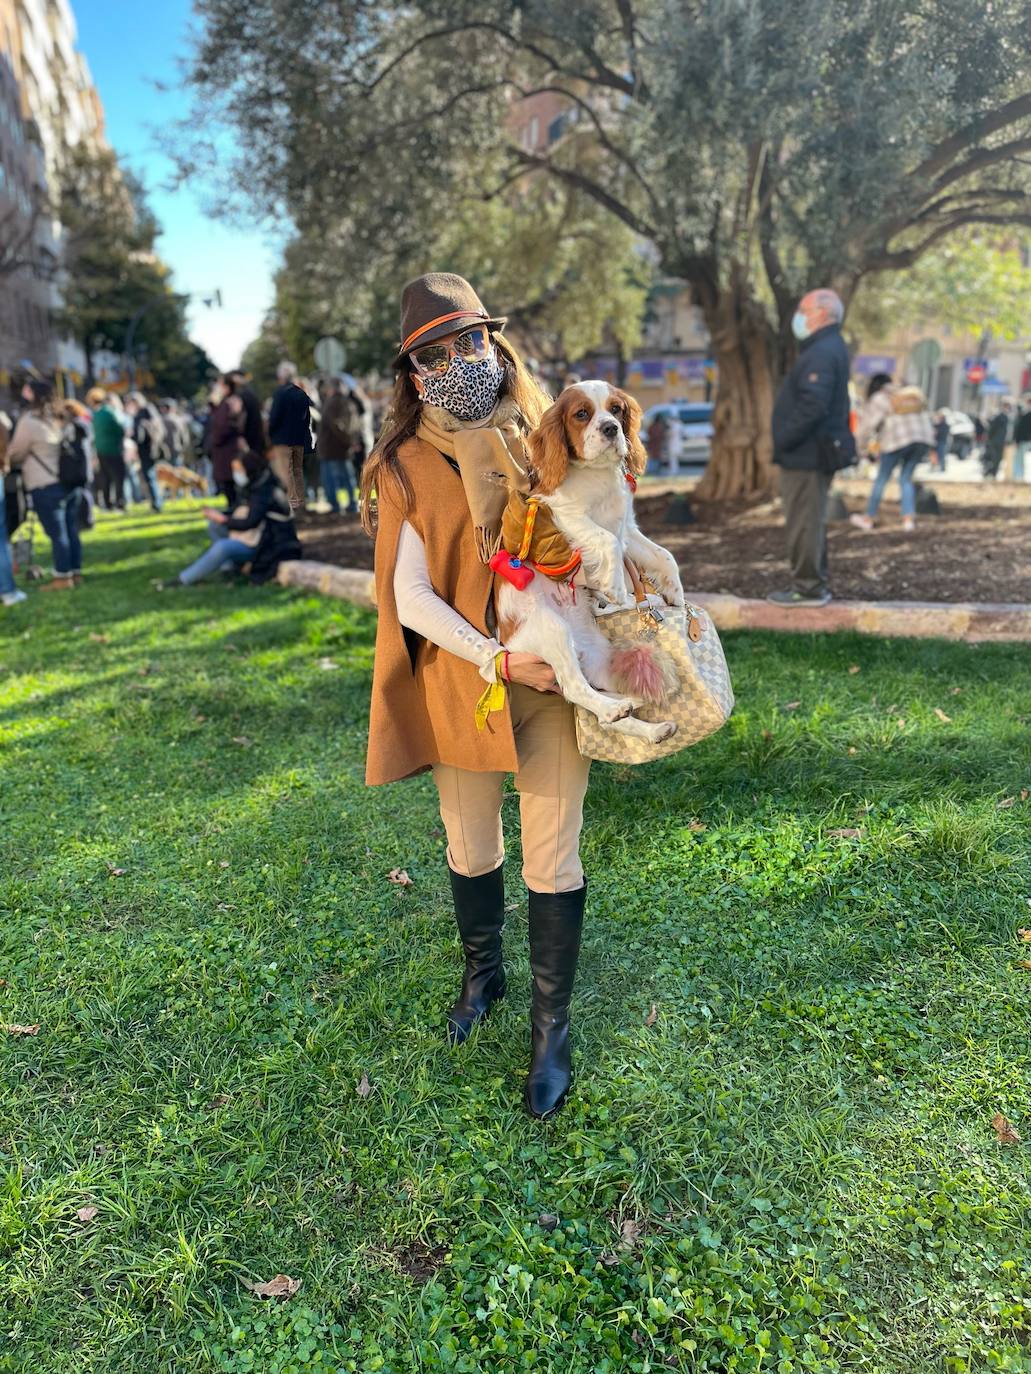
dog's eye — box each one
[609,404,623,416]
[575,408,589,421]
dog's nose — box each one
[601,420,619,440]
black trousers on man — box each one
[96,451,127,510]
[779,468,831,599]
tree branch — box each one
[512,81,663,226]
[867,211,1031,271]
[360,21,633,98]
[511,147,656,239]
[909,92,1031,184]
[928,135,1031,197]
[912,187,1031,224]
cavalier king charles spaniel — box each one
[496,381,686,744]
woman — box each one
[851,373,933,532]
[362,272,590,1120]
[317,376,361,513]
[0,409,27,607]
[209,376,246,508]
[6,380,83,590]
[164,451,300,587]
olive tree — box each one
[182,0,1031,496]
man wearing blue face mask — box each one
[769,289,854,607]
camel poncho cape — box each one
[366,433,519,786]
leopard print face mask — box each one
[418,349,505,422]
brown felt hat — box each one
[393,272,506,369]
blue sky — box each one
[74,0,277,369]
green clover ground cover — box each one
[1,504,1030,1374]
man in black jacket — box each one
[769,289,854,607]
[267,361,314,512]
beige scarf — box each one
[417,399,531,563]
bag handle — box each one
[623,557,664,626]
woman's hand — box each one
[203,507,228,524]
[505,652,560,694]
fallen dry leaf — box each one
[504,901,519,913]
[1017,960,1031,971]
[219,860,231,869]
[241,1273,302,1299]
[828,827,862,839]
[1017,929,1031,942]
[991,1113,1021,1146]
[206,1094,231,1110]
[687,819,707,832]
[781,700,801,712]
[950,686,962,695]
[76,1206,98,1224]
[106,863,127,876]
[619,1218,644,1251]
[598,1249,620,1267]
[231,736,253,748]
[933,708,952,723]
[356,1073,372,1098]
[1022,790,1029,802]
[896,718,906,728]
[848,746,857,756]
[387,869,414,887]
[848,664,861,675]
[0,978,8,988]
[998,797,1015,809]
[645,1003,658,1028]
[317,657,339,671]
[88,632,110,644]
[761,728,772,740]
[5,1023,40,1036]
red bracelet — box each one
[502,651,511,682]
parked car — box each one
[641,401,714,472]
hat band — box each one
[401,309,489,355]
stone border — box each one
[277,561,1031,643]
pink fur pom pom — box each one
[609,643,679,705]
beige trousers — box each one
[432,684,591,894]
[270,444,306,509]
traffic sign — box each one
[965,362,987,384]
[314,337,347,372]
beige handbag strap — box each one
[623,558,664,626]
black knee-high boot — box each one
[525,883,586,1119]
[446,865,506,1046]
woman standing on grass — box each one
[6,380,83,591]
[362,273,590,1121]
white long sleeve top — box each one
[393,520,503,683]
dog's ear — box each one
[617,389,648,476]
[528,397,571,495]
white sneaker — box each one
[849,513,874,530]
[1,589,28,607]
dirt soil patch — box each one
[298,481,1031,604]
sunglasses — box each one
[410,326,491,377]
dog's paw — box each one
[645,720,677,744]
[596,696,636,724]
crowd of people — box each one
[0,363,374,604]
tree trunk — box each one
[693,284,777,502]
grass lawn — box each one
[1,503,1030,1374]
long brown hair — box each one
[359,334,551,535]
